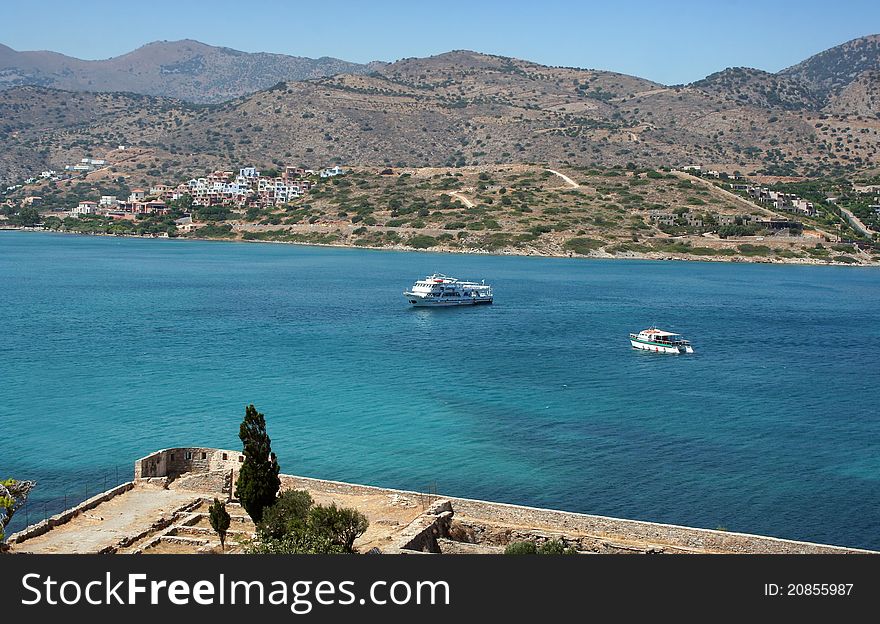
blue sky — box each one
[3,0,878,84]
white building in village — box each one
[320,166,345,178]
[72,201,97,216]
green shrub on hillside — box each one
[248,491,368,555]
[737,244,772,256]
[563,237,604,254]
[308,503,369,553]
[529,225,552,236]
[504,541,537,555]
[409,235,438,249]
[718,224,760,238]
[259,490,313,540]
[481,233,515,250]
[246,532,344,554]
[833,255,859,264]
[194,224,234,238]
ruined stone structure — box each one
[135,447,244,494]
[135,447,244,480]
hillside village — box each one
[3,158,345,232]
[681,165,880,238]
[67,165,344,219]
[3,154,877,265]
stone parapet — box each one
[132,448,877,555]
[8,482,135,545]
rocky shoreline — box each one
[4,226,879,267]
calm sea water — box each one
[2,231,879,548]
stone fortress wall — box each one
[12,447,875,555]
[141,447,872,555]
[7,482,136,547]
[278,473,872,555]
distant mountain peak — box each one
[688,33,880,112]
[0,40,372,103]
[779,33,880,99]
[690,66,822,110]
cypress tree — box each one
[235,404,280,523]
[209,498,231,551]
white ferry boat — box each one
[404,274,493,307]
[630,327,694,354]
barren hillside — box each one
[2,39,880,187]
[0,40,371,102]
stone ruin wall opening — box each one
[134,447,245,490]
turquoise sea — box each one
[2,231,879,549]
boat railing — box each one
[631,335,690,345]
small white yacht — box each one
[404,274,493,307]
[630,327,694,354]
